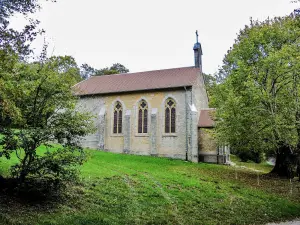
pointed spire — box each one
[193,30,203,69]
[193,31,202,54]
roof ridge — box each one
[91,66,196,78]
[74,66,200,96]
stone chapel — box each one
[74,32,228,163]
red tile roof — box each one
[198,109,215,128]
[74,67,200,96]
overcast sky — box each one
[9,0,298,75]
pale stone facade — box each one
[198,128,218,163]
[77,86,208,162]
[74,34,229,163]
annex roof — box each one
[198,109,215,128]
[74,67,200,96]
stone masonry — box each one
[98,107,106,150]
[73,34,226,163]
[150,108,158,156]
[123,110,131,153]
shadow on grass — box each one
[0,176,68,209]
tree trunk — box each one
[271,153,288,177]
[270,146,295,178]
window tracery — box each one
[165,98,176,133]
[138,100,148,133]
[113,101,122,134]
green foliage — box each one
[0,0,55,126]
[0,0,41,23]
[203,73,216,88]
[109,63,130,74]
[0,48,95,184]
[47,55,82,82]
[212,16,300,168]
[11,146,86,187]
[203,73,217,104]
[1,53,86,127]
[0,0,52,56]
[95,63,130,76]
[0,1,92,188]
[80,63,130,79]
[235,148,264,163]
[80,63,96,80]
[0,51,23,126]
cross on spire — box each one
[193,30,202,68]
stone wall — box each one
[77,96,105,148]
[192,71,209,119]
[77,72,212,163]
[78,89,191,160]
[198,128,218,163]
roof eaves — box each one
[76,85,194,97]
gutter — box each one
[184,86,189,161]
[75,86,193,97]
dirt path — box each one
[266,219,300,225]
[231,161,299,225]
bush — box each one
[233,148,263,163]
[11,146,87,189]
[0,50,95,189]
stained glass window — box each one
[165,98,176,133]
[113,101,122,134]
[138,100,148,133]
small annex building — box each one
[74,32,228,163]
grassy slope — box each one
[0,149,300,225]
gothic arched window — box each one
[138,100,148,133]
[165,98,176,133]
[113,101,123,134]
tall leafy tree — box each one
[80,63,96,80]
[0,49,94,184]
[212,16,300,176]
[0,0,53,55]
[0,0,55,128]
[79,63,129,79]
[48,55,82,82]
[203,73,217,102]
[109,63,129,74]
[0,1,94,189]
[95,63,129,76]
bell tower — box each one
[193,30,203,70]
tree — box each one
[212,16,300,176]
[203,73,217,102]
[95,63,129,76]
[79,63,129,79]
[0,50,94,186]
[0,0,55,129]
[0,0,42,21]
[47,55,82,82]
[80,63,96,80]
[109,63,130,74]
[0,0,54,56]
[0,1,93,190]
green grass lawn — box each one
[1,149,300,225]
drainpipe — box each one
[184,86,188,161]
